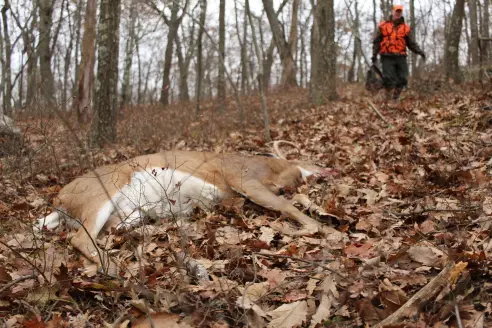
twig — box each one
[0,240,48,282]
[387,206,479,217]
[254,252,347,278]
[455,303,464,328]
[374,262,466,328]
[0,274,36,294]
[367,100,394,128]
[110,311,131,328]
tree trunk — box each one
[409,0,418,78]
[90,0,121,147]
[346,0,363,83]
[482,0,490,60]
[1,1,13,116]
[175,34,190,102]
[160,0,183,106]
[300,23,306,87]
[310,0,338,104]
[217,0,226,112]
[62,0,74,110]
[121,1,137,108]
[0,11,4,116]
[136,33,142,104]
[74,0,97,122]
[468,0,480,66]
[262,0,297,87]
[372,0,377,33]
[286,0,299,83]
[142,60,152,104]
[73,0,83,98]
[26,4,38,108]
[380,0,391,19]
[237,1,249,95]
[38,0,56,108]
[464,12,471,66]
[259,0,289,90]
[195,0,206,114]
[444,0,465,84]
[246,0,270,142]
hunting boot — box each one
[393,88,403,102]
[384,88,393,102]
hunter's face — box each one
[393,9,403,19]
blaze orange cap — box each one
[393,5,403,11]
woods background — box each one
[0,0,490,144]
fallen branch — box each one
[367,100,393,128]
[374,262,467,328]
[455,303,464,328]
[255,252,347,278]
[0,274,36,294]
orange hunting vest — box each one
[379,21,411,55]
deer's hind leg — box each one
[70,200,118,276]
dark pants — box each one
[381,55,408,99]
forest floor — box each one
[0,83,491,328]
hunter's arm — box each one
[405,29,424,55]
[372,28,383,59]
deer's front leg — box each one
[236,180,320,236]
[70,203,119,276]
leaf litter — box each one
[0,87,491,327]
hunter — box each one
[372,4,426,103]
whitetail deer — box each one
[37,142,337,275]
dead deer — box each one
[37,142,337,275]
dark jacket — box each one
[373,16,424,58]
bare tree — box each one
[147,0,188,106]
[74,0,97,122]
[310,0,338,103]
[121,0,137,108]
[72,0,83,97]
[482,0,490,60]
[25,4,38,108]
[218,0,226,112]
[234,0,249,95]
[195,0,206,114]
[372,0,377,32]
[409,0,418,78]
[444,0,465,84]
[62,0,74,110]
[262,0,298,86]
[1,0,12,116]
[246,0,270,141]
[345,0,365,83]
[37,0,56,107]
[259,0,289,90]
[90,0,121,147]
[380,0,391,19]
[468,0,480,66]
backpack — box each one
[365,65,385,93]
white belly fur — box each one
[114,167,224,223]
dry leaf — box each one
[267,301,308,328]
[259,226,275,244]
[132,313,193,328]
[215,226,240,245]
[408,241,448,267]
[309,294,333,328]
